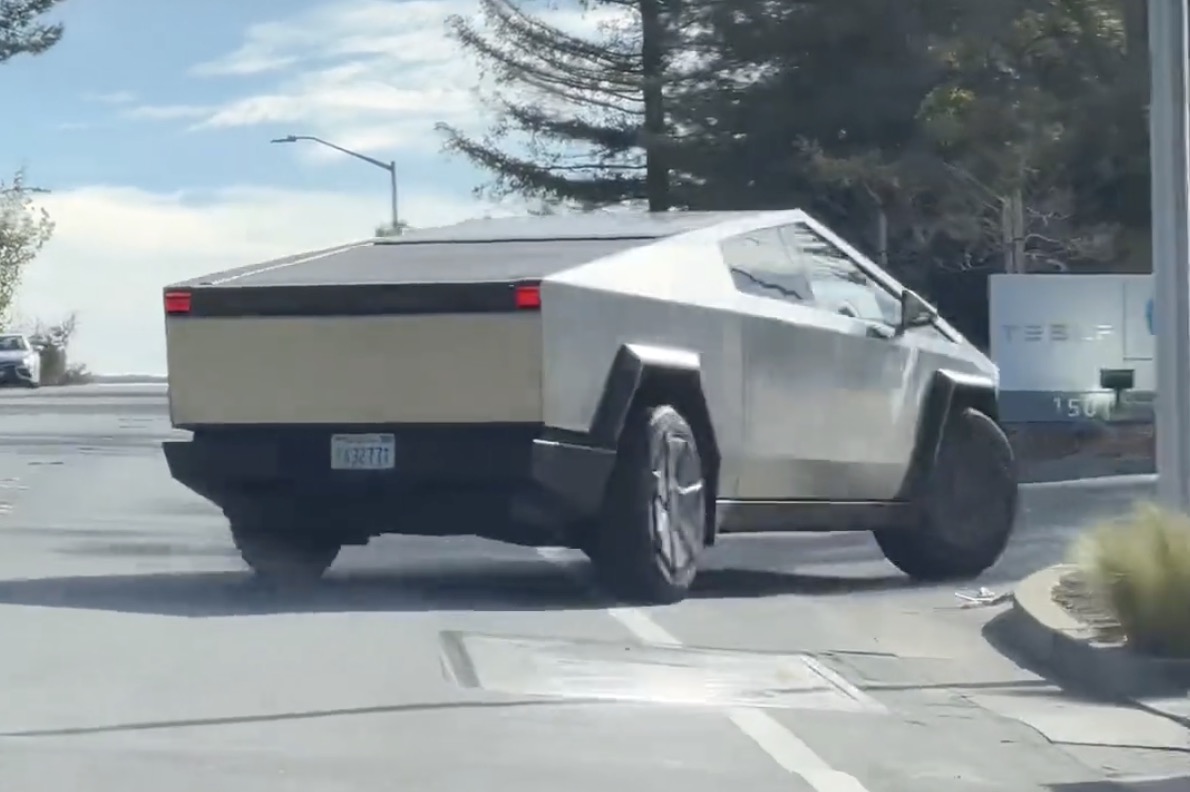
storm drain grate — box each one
[439,631,887,713]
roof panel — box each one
[378,211,765,244]
[204,237,657,288]
[168,210,789,290]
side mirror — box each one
[898,290,937,334]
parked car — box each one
[160,210,1018,603]
[0,334,41,388]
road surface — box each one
[0,385,1184,791]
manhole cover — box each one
[439,631,886,712]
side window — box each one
[720,228,813,305]
[780,222,901,325]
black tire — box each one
[230,513,341,587]
[587,404,708,604]
[875,407,1018,581]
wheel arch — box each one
[589,343,722,543]
[899,368,1003,500]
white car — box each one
[0,334,40,388]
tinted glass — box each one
[720,227,812,304]
[782,223,900,324]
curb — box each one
[1006,564,1190,728]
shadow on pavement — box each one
[1051,778,1190,792]
[0,560,600,616]
[691,566,913,597]
[981,608,1115,704]
[705,524,1073,592]
[982,609,1057,676]
[0,556,917,617]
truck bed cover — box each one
[170,211,750,290]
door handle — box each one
[866,324,894,340]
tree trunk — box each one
[639,0,669,212]
[1121,0,1148,71]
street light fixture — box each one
[270,134,400,233]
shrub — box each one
[26,312,92,385]
[1074,502,1190,657]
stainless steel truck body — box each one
[162,210,1018,603]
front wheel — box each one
[875,407,1018,582]
[586,404,708,604]
[230,512,342,588]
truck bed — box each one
[181,237,653,289]
[163,234,661,427]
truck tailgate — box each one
[166,303,542,427]
[161,235,649,427]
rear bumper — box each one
[163,425,615,545]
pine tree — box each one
[0,0,65,63]
[437,0,694,211]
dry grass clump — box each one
[1072,502,1190,658]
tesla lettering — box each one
[1001,323,1113,343]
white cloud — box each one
[12,185,514,375]
[123,104,211,121]
[130,0,623,155]
[178,0,482,152]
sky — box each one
[0,0,607,374]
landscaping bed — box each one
[1007,422,1154,482]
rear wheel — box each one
[229,509,342,587]
[587,404,708,604]
[875,407,1017,581]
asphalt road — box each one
[0,385,1185,792]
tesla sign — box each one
[999,323,1114,344]
[989,274,1154,422]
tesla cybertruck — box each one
[161,210,1018,604]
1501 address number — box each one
[1052,395,1109,419]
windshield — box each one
[0,336,29,352]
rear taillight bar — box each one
[164,290,191,315]
[514,284,540,310]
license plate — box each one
[330,433,395,470]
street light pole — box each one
[270,135,400,233]
[1150,0,1190,511]
[389,164,398,234]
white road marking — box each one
[729,707,872,792]
[536,547,873,792]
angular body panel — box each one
[160,209,1003,561]
[537,211,994,503]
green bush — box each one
[1074,502,1190,657]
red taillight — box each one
[514,284,541,310]
[164,290,191,315]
